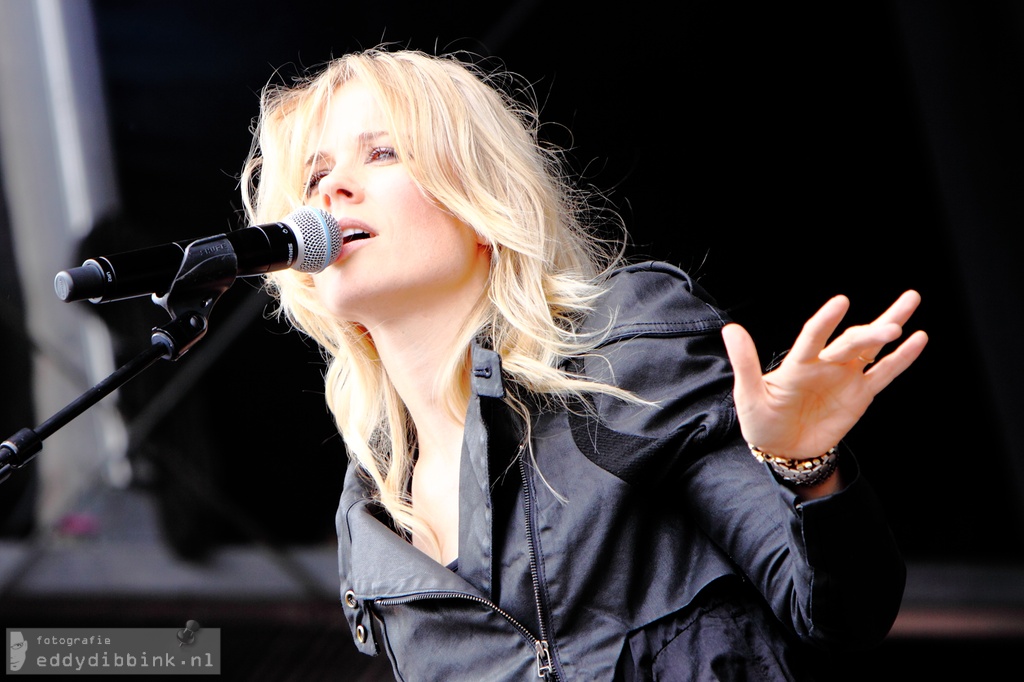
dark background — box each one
[90,0,1024,561]
[2,1,1023,679]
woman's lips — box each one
[334,222,375,262]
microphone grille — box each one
[286,207,341,272]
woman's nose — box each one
[318,167,361,208]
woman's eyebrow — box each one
[358,130,391,147]
[303,150,330,171]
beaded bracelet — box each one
[748,444,839,486]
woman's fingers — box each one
[818,322,904,364]
[864,329,929,392]
[787,295,851,363]
[721,323,764,408]
[875,290,923,327]
[817,290,923,365]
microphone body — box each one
[55,208,340,303]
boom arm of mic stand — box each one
[1,236,239,485]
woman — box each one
[241,48,927,680]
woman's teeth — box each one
[341,228,371,244]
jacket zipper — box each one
[518,449,558,680]
[374,444,558,680]
[374,590,552,676]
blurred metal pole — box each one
[0,0,126,525]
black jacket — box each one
[336,261,906,680]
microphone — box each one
[54,207,341,303]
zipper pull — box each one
[535,640,553,678]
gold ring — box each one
[857,355,875,364]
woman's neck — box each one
[368,305,476,566]
[357,248,490,564]
[367,300,474,448]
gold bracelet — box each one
[748,443,839,486]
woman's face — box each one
[304,79,490,327]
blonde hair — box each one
[241,48,628,548]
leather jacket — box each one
[336,261,906,680]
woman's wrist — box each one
[748,443,840,487]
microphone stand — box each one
[0,235,240,485]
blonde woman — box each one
[242,48,927,680]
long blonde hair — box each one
[241,48,628,546]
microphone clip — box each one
[1,235,260,485]
[150,234,239,360]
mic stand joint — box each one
[1,235,240,484]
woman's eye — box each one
[304,171,327,198]
[368,146,397,163]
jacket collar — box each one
[339,340,515,602]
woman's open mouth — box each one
[341,228,373,245]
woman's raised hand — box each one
[722,291,929,461]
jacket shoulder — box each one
[585,261,731,345]
[567,262,739,486]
